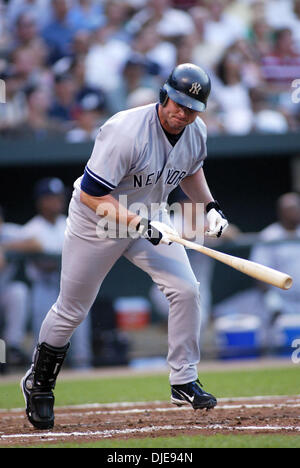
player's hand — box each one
[205,201,228,238]
[136,219,178,246]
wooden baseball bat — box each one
[167,234,293,291]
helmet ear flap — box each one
[159,86,168,106]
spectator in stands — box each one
[48,73,77,126]
[131,21,176,78]
[0,206,30,366]
[224,0,253,28]
[42,0,75,63]
[264,0,295,30]
[0,0,10,55]
[203,0,247,57]
[13,85,64,139]
[290,0,300,52]
[20,178,92,368]
[10,43,53,93]
[0,67,27,135]
[50,31,92,80]
[213,45,254,134]
[250,87,289,134]
[72,29,92,58]
[106,54,160,114]
[126,0,195,40]
[66,91,107,143]
[261,28,300,91]
[247,18,274,59]
[68,0,105,33]
[260,27,300,128]
[13,12,46,51]
[84,22,131,92]
[68,56,99,101]
[175,34,197,67]
[259,0,300,52]
[10,45,41,87]
[6,0,52,31]
[189,6,224,70]
[100,0,132,42]
[9,13,50,79]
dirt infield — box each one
[0,395,300,446]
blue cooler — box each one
[214,314,262,360]
[272,315,300,356]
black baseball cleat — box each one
[21,368,55,430]
[21,342,69,430]
[171,379,217,410]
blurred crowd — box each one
[0,0,300,140]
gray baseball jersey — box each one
[68,103,207,239]
[39,102,209,385]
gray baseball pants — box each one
[39,227,202,384]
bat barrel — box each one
[231,257,293,291]
[281,275,293,291]
[167,234,293,291]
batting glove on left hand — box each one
[206,201,228,238]
[136,219,179,246]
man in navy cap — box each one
[66,92,107,143]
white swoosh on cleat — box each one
[179,391,195,404]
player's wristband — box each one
[206,200,226,219]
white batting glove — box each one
[206,201,228,238]
[137,219,179,246]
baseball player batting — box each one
[21,63,229,430]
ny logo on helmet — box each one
[189,82,202,95]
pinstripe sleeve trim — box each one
[85,166,116,190]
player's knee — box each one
[71,310,89,328]
[170,280,200,304]
[183,281,200,302]
[57,302,89,329]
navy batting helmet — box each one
[159,63,211,112]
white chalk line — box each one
[1,395,300,414]
[1,403,300,422]
[1,424,300,441]
[0,397,300,441]
[1,395,300,441]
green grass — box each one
[27,434,300,449]
[1,366,299,448]
[0,366,299,410]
